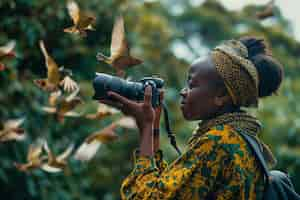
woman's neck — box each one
[208,105,242,120]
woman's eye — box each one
[187,81,194,89]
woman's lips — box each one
[180,100,186,108]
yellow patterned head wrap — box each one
[211,40,259,107]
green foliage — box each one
[1,0,300,199]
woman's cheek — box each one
[184,103,199,120]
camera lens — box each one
[93,73,144,101]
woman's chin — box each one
[180,106,192,120]
[180,106,201,121]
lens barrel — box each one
[93,73,164,107]
[93,73,144,101]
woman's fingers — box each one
[107,91,132,106]
[144,85,152,106]
[99,87,154,118]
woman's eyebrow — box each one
[187,73,192,81]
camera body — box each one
[93,73,164,107]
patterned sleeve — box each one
[132,149,168,173]
[120,131,228,200]
[154,149,168,172]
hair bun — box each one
[239,36,284,98]
[239,36,269,58]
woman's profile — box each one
[100,36,284,199]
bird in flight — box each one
[74,122,119,162]
[42,87,83,123]
[14,139,46,172]
[34,40,78,93]
[0,40,16,71]
[0,118,26,142]
[64,0,96,37]
[41,141,74,173]
[96,15,143,77]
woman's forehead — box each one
[188,56,215,77]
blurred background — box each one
[1,0,300,199]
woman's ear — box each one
[212,78,233,107]
[214,85,232,107]
[214,95,232,106]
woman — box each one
[100,36,284,199]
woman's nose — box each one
[180,87,188,98]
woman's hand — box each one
[99,85,155,132]
[99,86,156,156]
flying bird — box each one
[34,40,78,93]
[0,118,26,142]
[14,139,46,172]
[42,87,83,122]
[41,141,74,173]
[74,123,118,162]
[255,0,275,20]
[0,40,16,71]
[96,15,143,77]
[64,0,96,37]
[85,103,119,120]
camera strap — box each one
[162,102,181,155]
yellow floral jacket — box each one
[120,124,265,200]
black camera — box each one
[92,73,181,155]
[92,73,164,107]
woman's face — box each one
[180,55,225,120]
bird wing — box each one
[256,0,275,19]
[88,123,118,144]
[57,143,74,161]
[65,86,80,102]
[27,139,44,161]
[85,131,104,143]
[43,141,56,163]
[60,76,79,93]
[110,15,129,58]
[4,118,25,129]
[115,56,143,69]
[12,132,26,141]
[67,0,80,25]
[74,141,101,162]
[0,131,26,142]
[42,106,57,113]
[39,41,60,85]
[0,40,16,55]
[41,164,62,173]
[78,12,96,29]
[63,111,82,117]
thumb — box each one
[144,85,152,106]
